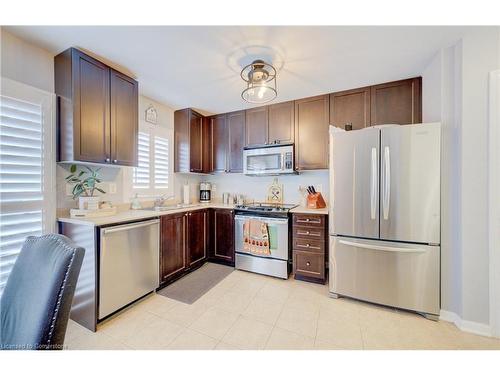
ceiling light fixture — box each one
[241,59,277,104]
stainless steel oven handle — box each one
[102,219,160,234]
[235,215,289,224]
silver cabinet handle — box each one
[339,239,425,253]
[297,243,320,250]
[102,219,159,234]
[383,146,391,220]
[370,147,377,220]
[297,231,320,236]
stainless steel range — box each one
[234,202,297,279]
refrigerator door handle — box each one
[370,147,377,220]
[383,146,391,220]
[338,239,426,253]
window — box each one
[131,121,173,197]
[0,78,55,294]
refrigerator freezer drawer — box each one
[330,236,440,315]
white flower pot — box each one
[79,196,100,210]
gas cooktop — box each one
[234,202,298,215]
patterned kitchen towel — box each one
[243,219,270,256]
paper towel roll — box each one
[183,184,190,205]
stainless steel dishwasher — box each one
[99,219,159,319]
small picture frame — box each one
[145,105,158,125]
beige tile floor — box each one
[65,269,500,350]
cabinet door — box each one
[330,87,370,131]
[110,69,138,166]
[72,49,111,163]
[187,210,208,267]
[268,101,294,144]
[227,110,245,172]
[190,110,204,172]
[202,117,212,173]
[160,213,186,282]
[370,77,422,126]
[245,106,268,147]
[210,209,235,264]
[211,115,228,172]
[294,95,330,170]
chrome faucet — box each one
[153,194,174,208]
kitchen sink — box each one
[147,203,200,212]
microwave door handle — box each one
[281,154,285,170]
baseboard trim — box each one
[440,310,492,337]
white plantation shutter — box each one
[133,131,150,189]
[154,136,169,189]
[132,122,173,197]
[0,78,55,293]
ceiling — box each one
[5,26,468,114]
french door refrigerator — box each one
[329,123,441,319]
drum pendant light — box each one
[241,59,277,104]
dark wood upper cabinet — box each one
[189,110,203,173]
[370,77,422,126]
[160,212,186,282]
[268,101,294,144]
[211,114,228,173]
[245,106,268,147]
[174,108,211,173]
[330,87,370,131]
[187,210,208,267]
[294,95,330,170]
[227,110,245,173]
[110,69,138,166]
[209,208,235,265]
[55,48,138,166]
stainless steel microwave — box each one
[243,144,295,176]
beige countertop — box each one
[58,202,330,227]
[290,206,329,215]
[57,203,236,227]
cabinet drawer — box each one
[293,251,325,279]
[293,238,324,253]
[293,214,325,227]
[293,226,325,240]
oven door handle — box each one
[234,215,289,224]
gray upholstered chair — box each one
[0,234,84,350]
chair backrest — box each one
[0,234,84,350]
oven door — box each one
[243,145,294,175]
[234,215,289,260]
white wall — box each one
[421,26,500,332]
[0,28,54,93]
[57,95,202,209]
[206,170,329,205]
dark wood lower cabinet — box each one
[209,209,235,265]
[187,210,208,267]
[159,208,214,287]
[292,213,328,284]
[160,212,187,283]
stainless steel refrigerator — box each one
[329,123,441,320]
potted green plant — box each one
[65,165,106,210]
